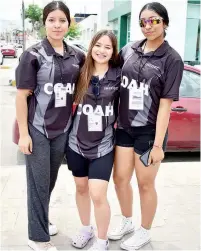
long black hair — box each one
[43,1,71,27]
[139,2,169,36]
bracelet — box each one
[153,144,162,148]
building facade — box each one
[108,0,132,49]
[107,0,200,65]
[78,15,98,47]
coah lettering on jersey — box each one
[77,104,114,116]
[44,83,75,95]
[121,76,149,96]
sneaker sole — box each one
[49,231,59,236]
[120,238,151,250]
[108,227,135,241]
[71,232,95,249]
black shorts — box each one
[115,125,168,155]
[66,147,114,182]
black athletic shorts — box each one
[66,147,114,182]
[115,125,168,155]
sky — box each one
[0,0,100,27]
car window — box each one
[180,70,200,98]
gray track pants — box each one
[25,123,68,242]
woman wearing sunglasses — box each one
[66,30,120,250]
[108,2,184,250]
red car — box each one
[13,65,200,152]
[167,65,200,152]
[1,45,17,58]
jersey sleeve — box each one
[161,58,184,101]
[15,50,39,90]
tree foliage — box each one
[65,19,81,39]
[25,4,42,31]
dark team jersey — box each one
[117,39,184,129]
[68,67,121,159]
[16,38,85,139]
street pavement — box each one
[0,51,200,251]
[0,163,200,250]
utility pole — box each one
[22,0,26,52]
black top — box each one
[69,67,121,159]
[16,38,85,139]
[117,39,184,129]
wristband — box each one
[153,144,162,148]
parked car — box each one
[12,65,200,152]
[1,45,17,58]
[167,65,200,152]
[0,50,3,65]
[65,40,87,55]
[15,43,23,49]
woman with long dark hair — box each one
[66,30,120,250]
[108,2,184,250]
[15,1,85,250]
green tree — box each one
[65,21,81,39]
[38,26,46,39]
[25,4,42,31]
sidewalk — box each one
[0,162,200,250]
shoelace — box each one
[135,228,148,240]
[115,219,128,232]
[44,242,54,250]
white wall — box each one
[97,0,114,30]
[79,15,98,47]
[130,0,188,59]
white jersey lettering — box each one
[44,82,75,95]
[121,76,149,96]
[77,104,114,116]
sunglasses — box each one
[139,17,163,28]
[91,76,100,98]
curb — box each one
[0,65,12,69]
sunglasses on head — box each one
[91,76,100,97]
[139,17,163,28]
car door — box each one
[168,69,200,151]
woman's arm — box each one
[154,98,172,147]
[148,98,173,165]
[16,89,33,155]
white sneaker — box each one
[72,226,95,248]
[49,223,58,236]
[120,226,151,250]
[88,239,109,250]
[28,240,58,251]
[108,216,134,240]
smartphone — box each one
[139,147,152,167]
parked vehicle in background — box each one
[194,64,201,70]
[65,40,88,54]
[14,43,23,49]
[1,45,17,58]
[167,65,200,152]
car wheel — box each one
[0,58,3,65]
